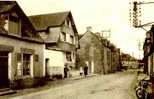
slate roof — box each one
[0,1,43,43]
[29,11,77,32]
[29,11,78,43]
[0,1,15,13]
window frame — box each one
[22,53,31,76]
[61,32,66,41]
[70,35,74,44]
[66,52,72,61]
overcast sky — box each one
[14,0,154,59]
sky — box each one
[13,0,154,59]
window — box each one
[34,54,39,62]
[65,18,69,26]
[9,16,20,34]
[61,32,66,41]
[0,14,8,33]
[17,53,21,61]
[70,35,74,44]
[23,54,31,76]
[66,52,72,61]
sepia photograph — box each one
[0,0,153,99]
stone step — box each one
[0,88,16,96]
[0,88,10,92]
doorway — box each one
[45,58,49,77]
[0,52,8,88]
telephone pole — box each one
[129,0,154,31]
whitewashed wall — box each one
[45,49,65,76]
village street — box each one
[8,71,137,99]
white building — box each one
[29,11,79,78]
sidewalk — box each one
[1,74,97,99]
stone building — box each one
[101,38,112,73]
[77,28,121,74]
[0,1,45,88]
[110,44,121,72]
[77,27,106,74]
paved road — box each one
[9,72,137,99]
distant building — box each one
[77,27,120,74]
[101,38,112,73]
[110,44,121,72]
[121,53,138,69]
[77,27,104,74]
[29,11,79,78]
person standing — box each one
[84,65,88,76]
[80,67,83,76]
[64,66,69,78]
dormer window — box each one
[70,35,74,44]
[0,14,8,33]
[66,52,72,61]
[61,32,66,41]
[9,15,21,34]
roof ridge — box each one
[28,10,71,17]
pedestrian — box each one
[80,67,83,76]
[84,65,88,76]
[64,65,69,78]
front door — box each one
[0,52,8,88]
[45,58,49,77]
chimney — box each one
[86,26,92,32]
[95,32,100,37]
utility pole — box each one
[129,0,154,31]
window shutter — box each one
[16,53,22,76]
[34,54,39,62]
[17,53,21,61]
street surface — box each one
[9,71,137,99]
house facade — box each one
[101,38,112,73]
[77,28,120,74]
[77,28,105,74]
[110,44,121,72]
[29,11,79,78]
[0,1,45,88]
[143,25,154,77]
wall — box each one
[103,47,111,74]
[77,32,104,74]
[45,49,65,76]
[0,35,45,81]
[148,56,151,75]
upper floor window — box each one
[61,32,66,41]
[70,35,74,44]
[65,18,70,26]
[0,14,8,33]
[9,15,20,34]
[66,52,72,61]
[65,18,71,28]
